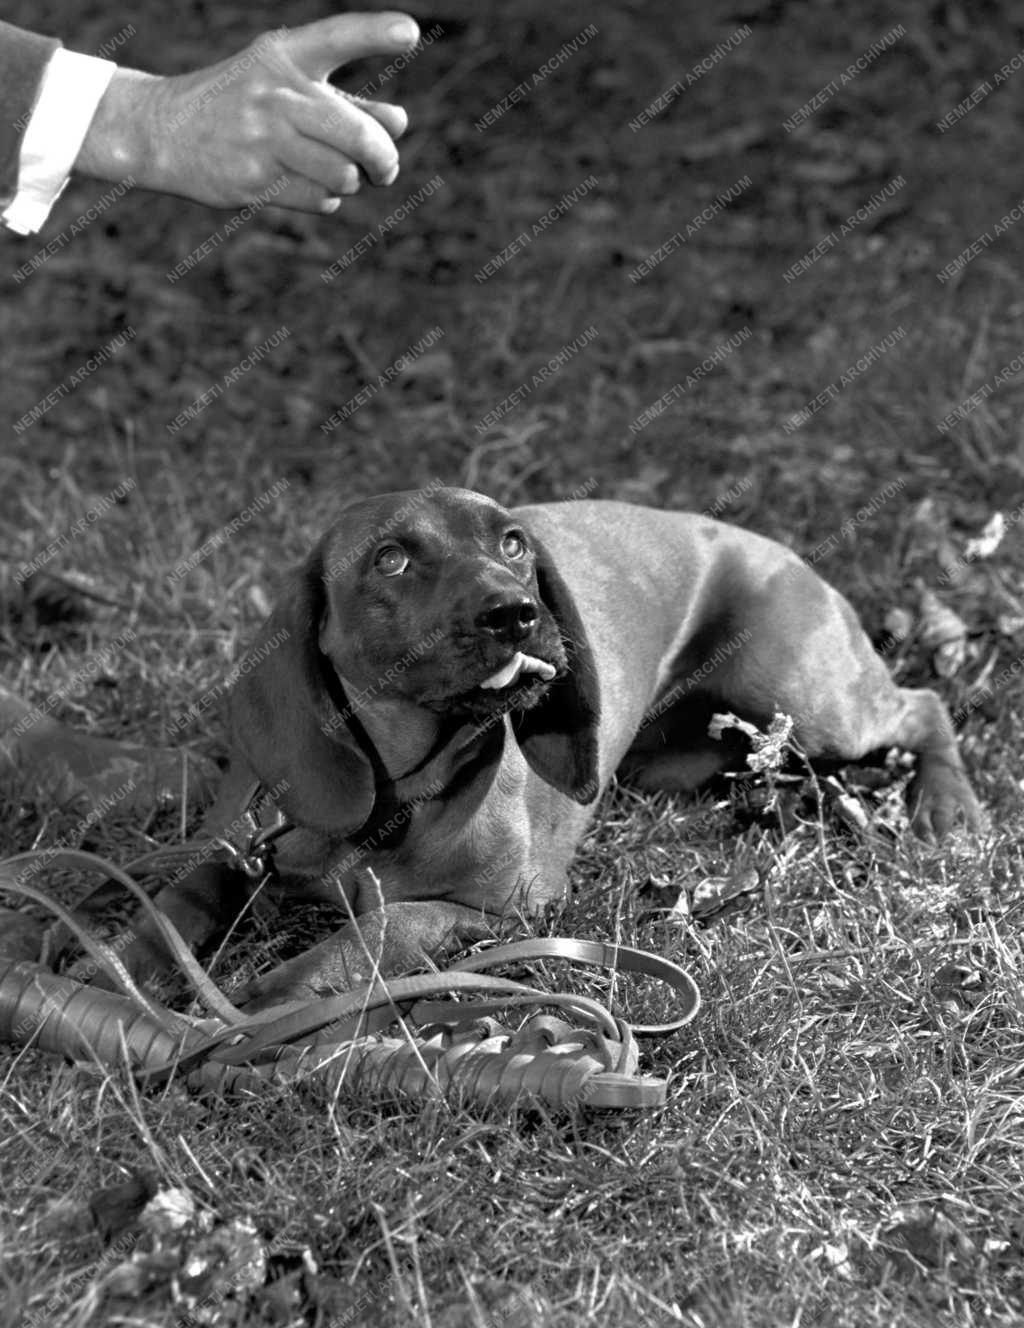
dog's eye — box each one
[501,531,527,560]
[374,545,409,577]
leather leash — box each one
[0,799,703,1110]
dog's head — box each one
[228,486,601,834]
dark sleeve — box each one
[0,21,62,215]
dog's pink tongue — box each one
[479,652,557,690]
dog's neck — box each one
[324,661,504,818]
[337,681,449,781]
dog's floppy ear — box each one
[511,532,601,804]
[227,547,375,835]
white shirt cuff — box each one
[2,47,116,236]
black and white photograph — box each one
[1,2,1023,1324]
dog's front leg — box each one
[79,860,255,993]
[233,900,497,1009]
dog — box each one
[121,486,981,1006]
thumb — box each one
[280,12,420,82]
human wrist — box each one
[73,67,165,189]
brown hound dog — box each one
[124,486,981,1006]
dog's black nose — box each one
[475,593,539,644]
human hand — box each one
[74,12,420,213]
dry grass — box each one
[3,0,1024,1324]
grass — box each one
[3,0,1024,1323]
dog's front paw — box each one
[234,932,373,1011]
[909,762,985,839]
[71,931,180,998]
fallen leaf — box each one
[930,961,986,1008]
[89,1171,160,1239]
[882,606,914,643]
[963,511,1006,561]
[637,874,689,924]
[101,1260,150,1298]
[140,1186,197,1239]
[247,583,272,618]
[708,711,760,743]
[918,586,968,677]
[691,866,760,919]
[832,791,870,835]
[178,1216,267,1306]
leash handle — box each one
[447,938,701,1038]
[213,938,702,1063]
[208,970,623,1066]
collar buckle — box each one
[213,781,293,879]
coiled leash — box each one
[0,848,700,1111]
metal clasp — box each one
[212,780,293,879]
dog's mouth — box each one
[424,650,560,719]
[478,651,558,691]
